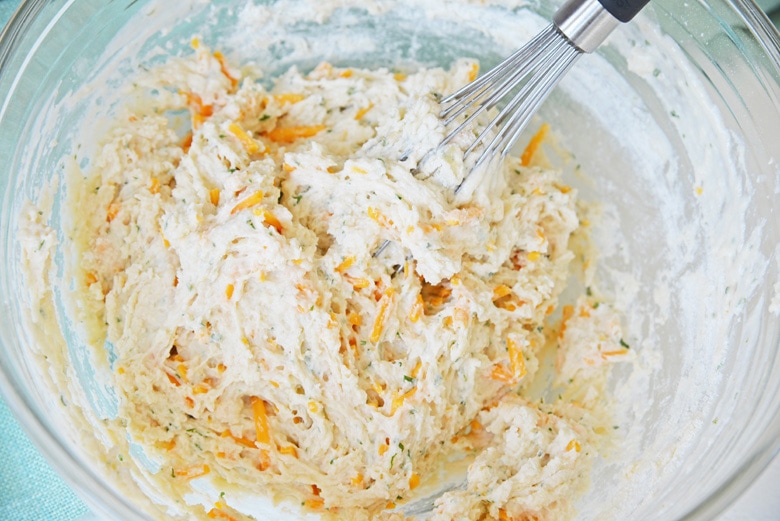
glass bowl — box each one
[1,0,779,520]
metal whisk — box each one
[375,0,649,257]
[441,0,650,191]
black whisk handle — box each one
[597,0,651,22]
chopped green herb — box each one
[259,114,271,121]
[619,338,630,349]
[403,375,414,383]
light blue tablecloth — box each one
[0,399,90,520]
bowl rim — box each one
[0,0,779,520]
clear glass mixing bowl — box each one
[1,0,779,520]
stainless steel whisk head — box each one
[375,0,649,258]
[440,25,580,179]
[436,0,650,192]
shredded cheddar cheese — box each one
[52,48,629,521]
[266,125,326,143]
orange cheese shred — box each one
[391,387,417,414]
[106,203,120,222]
[253,208,283,234]
[468,63,479,82]
[192,384,209,395]
[371,292,393,343]
[207,508,238,521]
[257,448,271,471]
[220,430,256,449]
[490,364,515,384]
[231,191,265,214]
[184,92,213,129]
[347,276,371,290]
[335,256,356,273]
[273,93,305,105]
[304,498,325,510]
[279,445,298,457]
[173,463,210,480]
[602,349,629,357]
[492,284,513,300]
[559,304,575,338]
[213,51,239,90]
[409,293,424,323]
[209,188,220,206]
[266,125,326,143]
[228,123,261,155]
[354,103,374,120]
[520,123,550,167]
[507,337,527,379]
[348,311,362,327]
[251,397,271,445]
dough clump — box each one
[64,46,629,520]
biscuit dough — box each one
[56,45,629,520]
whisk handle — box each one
[598,0,651,22]
[554,0,650,52]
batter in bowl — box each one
[37,42,630,520]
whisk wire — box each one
[440,27,554,111]
[447,27,581,177]
[374,0,647,257]
[470,38,582,172]
[437,27,562,152]
[499,46,581,160]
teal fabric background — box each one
[0,399,90,520]
[0,1,778,520]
